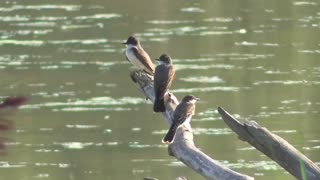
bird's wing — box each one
[173,103,195,126]
[132,47,154,73]
[154,65,175,98]
[166,65,175,91]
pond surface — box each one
[0,0,319,179]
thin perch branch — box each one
[218,107,320,180]
[130,70,253,180]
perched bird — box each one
[122,36,155,75]
[162,95,199,143]
[153,54,175,112]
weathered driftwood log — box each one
[130,70,253,180]
[218,107,320,180]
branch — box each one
[218,107,320,180]
[130,70,253,180]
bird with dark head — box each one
[122,36,155,75]
[123,36,138,46]
[153,54,175,112]
[162,95,199,143]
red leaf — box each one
[0,96,28,108]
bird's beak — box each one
[122,42,127,45]
[196,98,200,101]
[155,59,160,61]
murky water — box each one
[0,0,319,179]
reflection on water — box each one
[0,0,319,180]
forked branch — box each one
[130,70,253,180]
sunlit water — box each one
[0,0,319,179]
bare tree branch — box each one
[218,107,320,180]
[130,70,253,180]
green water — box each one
[0,0,319,179]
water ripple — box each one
[74,13,122,20]
[175,64,235,70]
[271,130,297,134]
[49,39,108,45]
[264,70,290,74]
[11,22,56,27]
[142,26,207,36]
[0,38,111,47]
[281,99,297,104]
[293,1,318,6]
[0,40,44,46]
[0,5,81,12]
[172,86,240,93]
[55,107,133,112]
[144,26,248,37]
[65,124,99,129]
[0,162,26,168]
[180,7,205,13]
[203,17,242,22]
[235,41,280,47]
[61,24,99,30]
[173,58,217,63]
[147,20,194,24]
[35,16,67,21]
[22,96,146,111]
[298,50,320,54]
[180,76,224,83]
[196,109,221,121]
[216,53,275,60]
[222,160,280,170]
[56,142,94,149]
[0,15,29,22]
[198,30,232,36]
[193,128,232,135]
[129,142,166,148]
[34,163,71,168]
[303,146,320,150]
[253,80,320,85]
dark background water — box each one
[0,0,319,179]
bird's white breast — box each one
[125,46,146,70]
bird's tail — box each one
[162,125,177,143]
[153,97,165,112]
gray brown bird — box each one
[162,95,199,143]
[153,54,175,112]
[122,36,155,75]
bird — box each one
[122,36,155,75]
[162,95,199,143]
[153,54,175,112]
